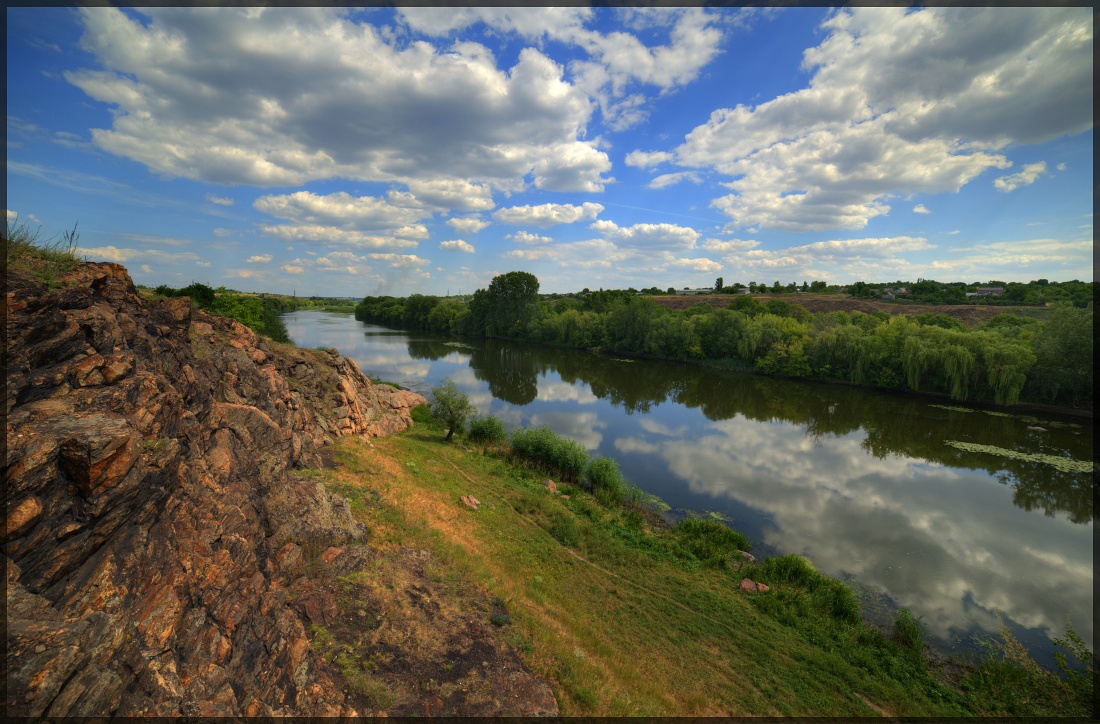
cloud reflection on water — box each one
[615,414,1092,648]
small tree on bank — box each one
[430,377,476,441]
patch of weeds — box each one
[572,686,598,711]
[309,623,333,651]
[489,611,511,627]
[5,216,81,288]
[142,438,167,452]
[547,511,581,547]
[960,617,1094,717]
[508,632,535,654]
[567,497,602,522]
[369,377,403,389]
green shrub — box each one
[674,518,750,569]
[552,437,589,483]
[510,426,589,483]
[584,456,625,507]
[468,414,507,445]
[411,403,444,431]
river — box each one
[284,310,1094,670]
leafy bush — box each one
[584,456,625,507]
[913,312,965,331]
[468,415,507,446]
[410,403,444,431]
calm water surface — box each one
[285,310,1093,669]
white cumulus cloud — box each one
[446,216,490,234]
[591,220,700,250]
[507,230,554,245]
[632,7,1091,232]
[994,162,1048,192]
[492,202,604,227]
[66,7,610,197]
[440,240,475,253]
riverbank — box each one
[307,419,1092,716]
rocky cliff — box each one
[3,262,431,716]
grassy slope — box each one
[321,429,972,717]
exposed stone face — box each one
[4,262,428,717]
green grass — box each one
[4,216,81,287]
[325,431,980,716]
[314,427,1092,717]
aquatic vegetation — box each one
[944,441,1093,474]
[928,404,973,413]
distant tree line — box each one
[846,278,1095,306]
[355,272,1093,409]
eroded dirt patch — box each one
[295,545,557,716]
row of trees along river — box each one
[354,272,1094,411]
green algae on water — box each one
[944,440,1094,474]
[929,404,973,413]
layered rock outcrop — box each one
[4,262,428,716]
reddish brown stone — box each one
[320,546,345,563]
[6,497,43,537]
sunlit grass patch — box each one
[328,433,982,717]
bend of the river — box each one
[285,310,1093,671]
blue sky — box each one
[6,6,1093,296]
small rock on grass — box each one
[460,495,481,510]
[739,578,769,593]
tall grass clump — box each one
[467,415,507,446]
[673,518,751,569]
[583,456,625,507]
[753,553,860,624]
[510,426,588,483]
[960,618,1095,717]
[5,216,81,287]
[892,609,925,658]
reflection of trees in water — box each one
[407,332,1093,523]
[406,338,464,361]
[468,341,542,406]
